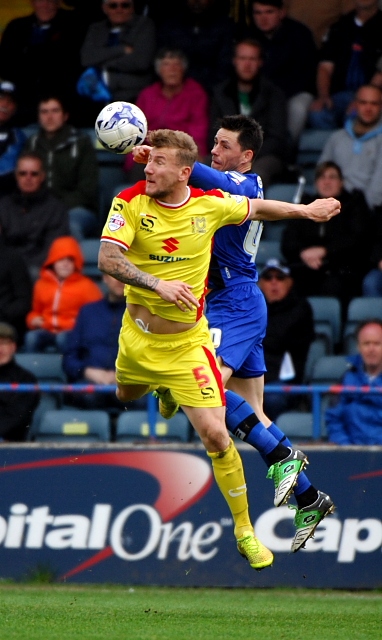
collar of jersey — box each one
[156,186,191,208]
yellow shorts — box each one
[116,311,225,408]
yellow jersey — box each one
[100,181,250,323]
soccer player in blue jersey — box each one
[132,118,336,552]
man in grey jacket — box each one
[319,84,382,210]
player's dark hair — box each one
[217,114,264,156]
[148,128,198,167]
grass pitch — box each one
[0,584,381,640]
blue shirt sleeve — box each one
[190,162,263,198]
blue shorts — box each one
[206,282,267,378]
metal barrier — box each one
[1,383,382,440]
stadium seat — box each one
[80,238,102,278]
[15,353,68,440]
[33,409,111,442]
[307,296,342,352]
[303,337,328,383]
[343,297,382,352]
[308,354,350,439]
[115,410,191,443]
[27,394,59,442]
[296,129,333,185]
[265,182,300,202]
[15,352,66,383]
[98,155,127,220]
[256,240,283,269]
[263,181,306,242]
[309,355,349,385]
[275,411,314,441]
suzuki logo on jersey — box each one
[162,238,179,253]
[191,217,207,234]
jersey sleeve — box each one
[100,196,137,251]
[191,162,263,198]
[218,191,251,227]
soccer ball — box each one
[95,101,148,154]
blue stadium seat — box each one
[80,238,102,278]
[15,353,66,383]
[256,240,283,269]
[303,337,328,384]
[275,411,314,441]
[308,355,350,439]
[263,182,305,241]
[309,355,349,385]
[115,410,191,443]
[343,297,382,352]
[296,129,333,185]
[307,296,342,352]
[33,409,111,442]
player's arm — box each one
[248,197,341,222]
[98,241,199,311]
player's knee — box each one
[116,384,148,403]
[199,422,230,452]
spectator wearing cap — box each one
[0,80,26,195]
[258,258,315,419]
[0,322,40,442]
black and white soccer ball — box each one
[95,101,148,154]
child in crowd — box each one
[24,236,102,353]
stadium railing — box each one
[1,383,381,441]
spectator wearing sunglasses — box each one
[80,0,156,109]
[0,152,70,281]
[258,258,315,419]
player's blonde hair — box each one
[148,129,198,167]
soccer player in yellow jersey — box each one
[98,129,340,571]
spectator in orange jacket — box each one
[24,236,102,353]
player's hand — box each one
[305,197,341,222]
[155,280,200,311]
[132,145,152,163]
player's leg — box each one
[163,317,273,570]
[116,382,153,403]
[182,403,273,571]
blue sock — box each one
[269,422,311,495]
[225,390,281,456]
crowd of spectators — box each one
[1,0,382,442]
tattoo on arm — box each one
[99,242,160,291]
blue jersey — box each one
[190,162,264,289]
